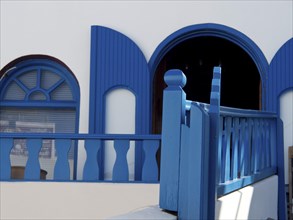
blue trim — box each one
[0,57,80,180]
[217,168,277,196]
[148,23,269,109]
[0,61,79,102]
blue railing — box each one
[159,67,286,220]
[0,133,161,182]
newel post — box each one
[208,66,221,219]
[159,69,187,212]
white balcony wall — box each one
[280,91,293,184]
[0,176,277,220]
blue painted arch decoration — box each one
[267,38,293,113]
[89,26,152,180]
[89,26,151,135]
[149,23,269,109]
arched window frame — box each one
[0,55,80,179]
[148,23,269,110]
[0,57,80,110]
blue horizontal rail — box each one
[0,133,161,182]
[216,110,278,196]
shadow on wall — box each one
[215,176,278,219]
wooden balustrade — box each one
[159,67,286,220]
[0,133,161,182]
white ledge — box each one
[106,205,177,220]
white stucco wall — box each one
[1,0,292,179]
[0,182,160,220]
[0,3,290,219]
[1,1,292,133]
[215,175,278,220]
[280,91,293,184]
[0,176,278,220]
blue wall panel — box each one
[89,26,151,180]
[267,38,293,113]
[89,26,151,134]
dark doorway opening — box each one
[152,36,261,134]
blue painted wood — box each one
[159,69,186,212]
[0,57,81,180]
[267,38,293,112]
[113,140,130,181]
[259,119,265,170]
[54,139,71,180]
[223,117,232,182]
[24,139,42,180]
[270,120,277,168]
[264,121,270,168]
[217,168,277,196]
[178,103,209,220]
[245,119,253,176]
[239,118,246,177]
[0,133,161,140]
[207,66,221,220]
[0,138,13,180]
[142,140,159,182]
[254,119,261,173]
[231,118,239,180]
[217,116,224,183]
[83,139,102,181]
[149,24,269,109]
[250,119,257,174]
[89,26,151,180]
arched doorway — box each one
[149,24,268,134]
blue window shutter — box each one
[89,26,151,180]
[267,38,293,113]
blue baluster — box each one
[239,118,246,177]
[83,139,101,181]
[223,117,232,182]
[258,119,263,170]
[142,140,159,182]
[54,139,71,180]
[251,119,257,173]
[25,139,42,180]
[0,138,14,180]
[252,119,261,173]
[245,119,253,176]
[113,140,130,181]
[231,118,239,180]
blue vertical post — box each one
[208,67,221,220]
[178,103,210,220]
[159,69,187,212]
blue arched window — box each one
[0,56,80,179]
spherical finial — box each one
[164,69,187,88]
